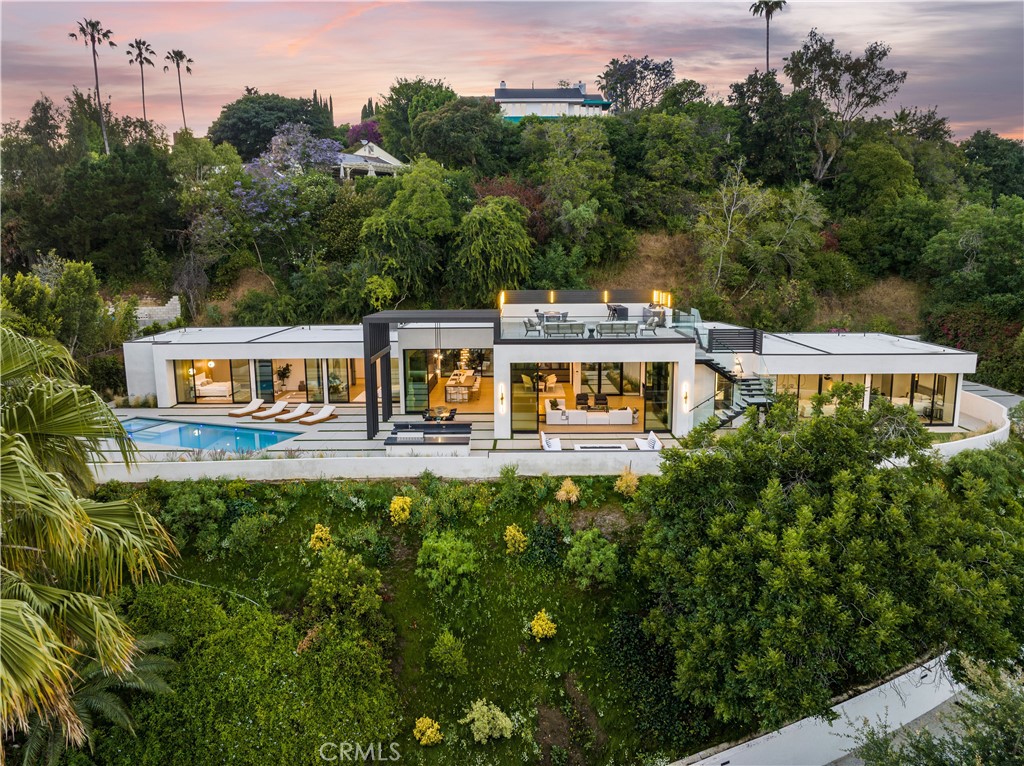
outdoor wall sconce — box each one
[498,384,507,414]
[681,381,690,412]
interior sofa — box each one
[563,406,634,426]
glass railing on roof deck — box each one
[499,310,697,341]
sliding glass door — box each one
[644,362,672,431]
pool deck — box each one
[106,405,682,462]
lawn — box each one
[103,471,708,766]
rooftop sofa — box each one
[543,321,586,338]
[596,321,638,337]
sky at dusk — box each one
[2,0,1022,140]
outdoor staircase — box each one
[715,376,773,428]
[696,356,737,381]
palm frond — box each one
[0,600,81,745]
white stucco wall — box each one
[123,342,158,400]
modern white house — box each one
[493,82,612,121]
[124,290,979,446]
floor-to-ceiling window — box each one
[511,362,539,433]
[254,359,275,401]
[644,361,673,431]
[230,360,252,403]
[174,359,244,404]
[174,360,196,404]
[326,359,350,403]
[304,359,324,403]
[404,350,430,413]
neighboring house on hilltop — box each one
[493,81,612,121]
[334,140,405,180]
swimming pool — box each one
[121,418,298,452]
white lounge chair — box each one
[228,399,264,418]
[298,404,336,425]
[634,431,664,451]
[540,431,562,451]
[275,402,312,422]
[250,400,288,420]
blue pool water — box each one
[121,418,298,452]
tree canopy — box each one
[635,388,1024,729]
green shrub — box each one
[565,528,618,588]
[415,530,478,596]
[523,524,563,568]
[429,628,468,677]
[458,698,513,743]
[84,353,127,397]
[222,512,278,556]
[307,548,384,628]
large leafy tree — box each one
[411,96,511,175]
[597,55,674,113]
[207,92,334,160]
[449,195,532,305]
[0,327,175,748]
[749,0,787,72]
[163,49,194,130]
[68,19,116,155]
[635,386,1024,730]
[961,129,1024,200]
[125,39,155,123]
[729,71,814,185]
[359,158,456,300]
[376,77,457,160]
[784,30,907,182]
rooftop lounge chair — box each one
[298,404,336,425]
[250,400,288,420]
[540,431,562,451]
[275,402,312,422]
[228,399,264,418]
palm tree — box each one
[749,0,787,73]
[68,18,116,155]
[0,327,175,747]
[125,38,156,123]
[163,49,194,130]
[20,635,175,765]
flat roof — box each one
[765,331,974,357]
[133,325,366,345]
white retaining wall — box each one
[933,391,1010,458]
[677,656,959,766]
[92,450,665,483]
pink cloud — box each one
[2,1,1021,139]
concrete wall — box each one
[135,296,181,328]
[678,656,959,766]
[93,449,665,483]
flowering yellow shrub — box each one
[504,524,528,555]
[389,495,412,525]
[614,466,639,497]
[530,609,557,641]
[308,523,332,552]
[555,478,580,504]
[413,716,443,746]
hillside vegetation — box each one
[2,31,1022,396]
